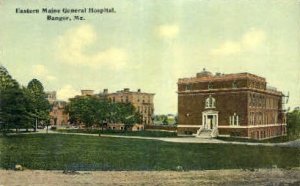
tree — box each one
[66,96,100,128]
[1,87,27,132]
[27,79,51,131]
[66,96,141,131]
[0,65,19,90]
[117,103,141,131]
[94,99,109,131]
[0,66,51,133]
[287,109,300,139]
[162,116,169,125]
[174,115,178,125]
[0,65,34,133]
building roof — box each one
[196,68,213,78]
[178,70,266,84]
[107,88,155,96]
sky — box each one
[0,0,300,114]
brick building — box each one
[46,91,56,104]
[46,91,69,126]
[99,88,155,125]
[49,100,69,126]
[177,69,287,140]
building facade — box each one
[49,100,69,126]
[46,91,56,104]
[177,69,287,140]
[46,91,69,126]
[78,88,155,126]
[103,88,155,125]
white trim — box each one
[178,123,286,128]
[177,125,202,128]
[218,124,287,129]
[202,110,219,114]
[202,110,218,130]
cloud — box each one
[241,28,266,49]
[210,28,266,56]
[210,41,242,56]
[32,64,57,81]
[57,85,78,101]
[56,24,128,68]
[156,24,179,39]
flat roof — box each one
[178,72,266,84]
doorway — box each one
[202,111,218,130]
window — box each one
[208,82,213,89]
[185,84,192,91]
[229,113,239,126]
[205,95,216,108]
[232,81,237,88]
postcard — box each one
[0,0,299,185]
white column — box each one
[202,113,204,127]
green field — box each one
[56,129,178,137]
[0,134,299,171]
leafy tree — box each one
[66,96,141,131]
[1,88,25,132]
[0,65,23,132]
[0,65,19,90]
[287,109,300,139]
[66,96,99,128]
[117,103,141,131]
[162,116,169,125]
[94,99,109,131]
[27,79,51,131]
[174,115,178,125]
[0,66,51,133]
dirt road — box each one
[1,168,299,186]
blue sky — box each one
[1,0,300,114]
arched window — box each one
[205,95,216,108]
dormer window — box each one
[205,95,216,108]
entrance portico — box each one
[202,110,218,130]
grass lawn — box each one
[56,129,178,137]
[217,135,300,143]
[0,134,299,171]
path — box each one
[1,169,300,186]
[32,128,300,148]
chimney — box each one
[137,89,141,93]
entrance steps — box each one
[195,130,212,138]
